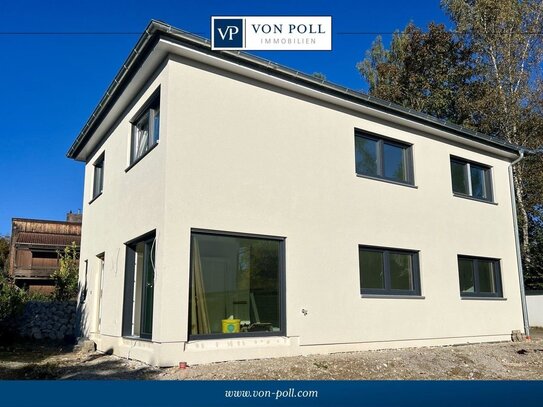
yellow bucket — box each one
[221,319,240,333]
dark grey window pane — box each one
[122,232,156,339]
[459,258,475,293]
[355,136,378,177]
[389,252,413,290]
[92,157,104,198]
[359,250,384,289]
[383,143,407,182]
[470,165,486,199]
[478,260,495,293]
[190,233,281,336]
[153,108,160,144]
[451,161,468,194]
[140,240,155,338]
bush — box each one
[0,273,26,322]
[52,242,79,301]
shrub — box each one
[52,242,79,301]
[0,272,26,322]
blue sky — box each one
[0,0,450,235]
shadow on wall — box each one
[75,261,93,343]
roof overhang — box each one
[67,20,524,162]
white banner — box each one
[212,16,332,51]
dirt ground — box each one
[1,328,543,380]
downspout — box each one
[508,150,529,338]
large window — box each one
[458,256,502,298]
[130,91,160,165]
[92,153,104,200]
[189,231,284,338]
[355,132,414,185]
[450,157,493,201]
[359,246,421,296]
[122,231,156,339]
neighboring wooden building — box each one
[8,213,82,293]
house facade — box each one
[8,215,81,293]
[68,21,528,366]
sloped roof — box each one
[67,20,524,161]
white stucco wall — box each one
[76,48,525,366]
[527,294,543,328]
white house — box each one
[68,20,529,366]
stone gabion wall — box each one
[17,301,77,341]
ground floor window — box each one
[458,256,502,298]
[122,231,156,339]
[359,245,421,296]
[189,230,284,338]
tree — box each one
[358,1,543,288]
[443,0,543,287]
[0,236,9,273]
[357,22,477,126]
[52,242,79,301]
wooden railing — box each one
[13,266,57,279]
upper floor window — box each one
[355,131,414,185]
[92,153,104,200]
[450,157,493,202]
[130,91,160,165]
[359,245,421,296]
[458,256,502,298]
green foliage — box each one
[52,243,79,301]
[525,210,543,290]
[0,236,10,274]
[26,291,52,302]
[357,22,477,125]
[312,72,327,81]
[0,272,26,322]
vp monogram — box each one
[217,25,240,41]
[212,18,243,49]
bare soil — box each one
[1,329,543,380]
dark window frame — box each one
[188,228,286,340]
[458,255,503,298]
[122,230,156,340]
[129,88,160,168]
[359,245,421,296]
[355,130,415,186]
[450,156,494,202]
[91,153,105,201]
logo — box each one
[211,16,332,51]
[212,18,243,49]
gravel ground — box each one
[1,328,542,380]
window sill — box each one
[122,335,153,342]
[461,296,506,301]
[189,330,285,340]
[361,294,425,299]
[125,142,159,173]
[88,192,103,205]
[356,174,417,189]
[453,193,497,205]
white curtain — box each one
[191,238,210,334]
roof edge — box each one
[67,20,523,160]
[12,218,82,225]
